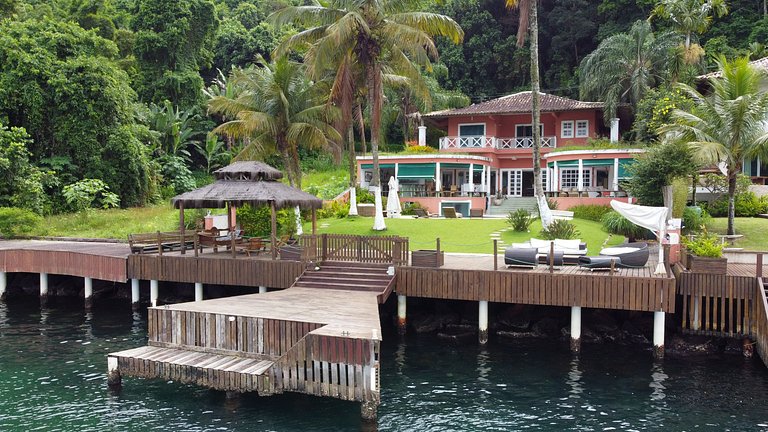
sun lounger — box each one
[443,207,462,218]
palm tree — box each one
[579,20,679,122]
[270,0,463,229]
[650,0,728,51]
[505,0,544,198]
[207,57,341,189]
[659,56,768,235]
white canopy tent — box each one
[610,200,669,274]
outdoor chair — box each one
[442,207,462,218]
[598,242,649,267]
[413,208,436,218]
[236,237,267,257]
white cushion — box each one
[600,247,638,255]
[554,239,581,250]
[511,243,531,249]
[529,238,550,248]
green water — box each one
[1,297,767,431]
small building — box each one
[357,91,641,214]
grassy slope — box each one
[706,217,768,251]
[305,217,624,254]
[36,206,180,240]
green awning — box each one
[618,159,636,178]
[584,159,615,167]
[441,162,485,171]
[361,163,395,169]
[397,163,436,179]
[548,160,579,168]
[548,158,631,168]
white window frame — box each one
[458,123,486,137]
[560,169,591,189]
[575,120,589,138]
[560,121,574,139]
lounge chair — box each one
[578,256,622,271]
[504,247,538,268]
[413,208,436,218]
[598,242,649,267]
[443,207,462,218]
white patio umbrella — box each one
[386,176,401,218]
[610,200,670,274]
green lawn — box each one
[706,217,768,251]
[34,206,180,240]
[305,217,624,254]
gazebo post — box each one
[227,202,236,259]
[312,208,317,235]
[271,202,278,260]
[179,202,186,255]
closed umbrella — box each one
[386,176,401,218]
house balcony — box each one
[439,136,557,151]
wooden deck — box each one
[0,240,129,282]
[396,253,676,312]
[109,288,382,402]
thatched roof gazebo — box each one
[171,161,323,259]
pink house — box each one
[357,91,640,215]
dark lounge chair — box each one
[598,242,649,267]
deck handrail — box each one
[300,234,409,265]
[755,276,768,366]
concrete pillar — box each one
[397,294,407,334]
[40,272,48,306]
[468,163,474,195]
[84,277,93,310]
[0,271,6,301]
[150,279,158,307]
[613,158,620,192]
[553,161,559,192]
[610,118,620,143]
[570,306,582,353]
[478,300,489,344]
[258,286,267,294]
[361,400,378,423]
[195,282,203,302]
[692,298,700,331]
[418,125,427,146]
[107,356,121,388]
[653,311,665,359]
[435,162,441,193]
[577,159,584,192]
[480,165,486,196]
[131,279,140,311]
[486,165,492,197]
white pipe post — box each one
[613,158,620,193]
[397,294,407,334]
[0,271,6,301]
[577,159,584,193]
[84,277,93,310]
[570,306,582,353]
[653,311,665,359]
[553,161,559,192]
[40,273,48,306]
[479,300,489,344]
[692,298,700,331]
[150,279,158,308]
[258,286,267,294]
[435,162,442,194]
[131,279,140,310]
[195,282,203,302]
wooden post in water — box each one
[570,306,581,353]
[397,294,407,335]
[194,282,203,302]
[131,279,140,310]
[84,277,93,310]
[653,311,665,359]
[0,271,6,301]
[150,280,158,307]
[40,272,48,307]
[478,300,489,344]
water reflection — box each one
[646,361,670,426]
[566,357,583,400]
[394,340,406,375]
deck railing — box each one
[439,135,557,150]
[755,277,768,365]
[301,234,409,265]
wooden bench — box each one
[197,228,243,253]
[128,231,192,254]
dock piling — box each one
[397,295,407,335]
[84,277,93,310]
[361,400,378,423]
[258,286,267,294]
[478,300,489,344]
[40,272,48,307]
[570,306,581,353]
[131,279,140,310]
[107,356,121,388]
[195,282,203,302]
[653,311,665,359]
[0,271,6,301]
[150,280,158,307]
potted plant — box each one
[682,229,726,274]
[493,191,503,206]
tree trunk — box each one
[357,103,367,156]
[348,125,358,216]
[691,174,697,205]
[280,136,302,190]
[367,57,386,230]
[529,0,544,197]
[727,170,737,235]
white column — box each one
[150,279,158,307]
[131,279,140,309]
[468,163,474,195]
[570,306,581,353]
[84,277,93,309]
[653,311,665,359]
[553,161,559,192]
[418,126,427,146]
[613,158,620,192]
[195,282,203,302]
[348,187,358,216]
[478,300,489,344]
[610,118,620,143]
[692,297,700,331]
[258,286,267,294]
[0,271,6,300]
[435,162,441,193]
[40,273,48,300]
[394,163,399,179]
[577,159,584,192]
[480,165,486,195]
[486,166,492,197]
[397,294,407,334]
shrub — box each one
[401,201,424,216]
[601,210,647,241]
[237,205,297,237]
[356,187,375,204]
[539,219,580,240]
[0,207,42,237]
[683,229,723,258]
[570,204,611,222]
[682,206,710,234]
[62,179,120,212]
[507,209,533,232]
[403,145,437,154]
[317,200,350,219]
[705,192,768,217]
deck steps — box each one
[290,261,395,301]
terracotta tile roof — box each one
[423,91,604,118]
[698,56,768,79]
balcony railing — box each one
[439,136,557,150]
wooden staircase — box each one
[292,261,395,303]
